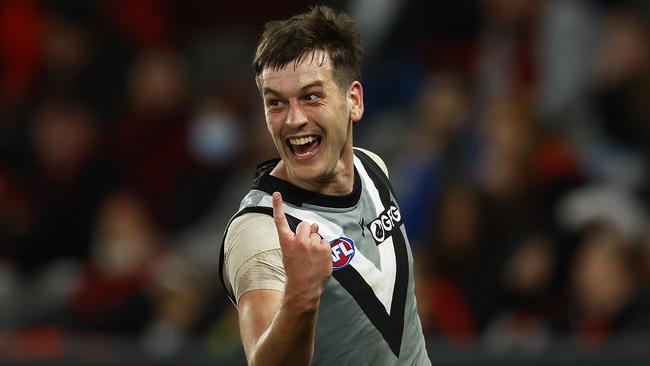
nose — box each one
[285,101,308,127]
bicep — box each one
[238,289,283,361]
[225,213,283,300]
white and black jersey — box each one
[219,148,431,365]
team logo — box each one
[330,237,355,270]
[367,203,402,244]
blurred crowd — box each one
[0,0,649,363]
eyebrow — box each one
[263,81,325,98]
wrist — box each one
[282,285,322,314]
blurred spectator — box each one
[36,1,132,122]
[537,0,599,122]
[482,235,557,355]
[143,254,212,356]
[557,184,648,242]
[67,191,162,334]
[0,0,44,111]
[642,229,650,289]
[477,0,543,100]
[110,50,194,231]
[570,225,650,349]
[179,96,244,224]
[476,92,538,200]
[469,93,542,321]
[67,190,221,356]
[588,2,650,188]
[417,183,482,344]
[392,72,475,247]
[101,0,174,49]
[8,97,114,274]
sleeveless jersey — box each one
[218,149,431,365]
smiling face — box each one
[260,50,363,194]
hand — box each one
[272,192,332,304]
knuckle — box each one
[293,238,303,247]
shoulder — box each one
[223,212,285,303]
[224,212,279,259]
[354,147,389,178]
[228,211,275,233]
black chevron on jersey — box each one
[331,150,408,357]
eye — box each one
[304,93,320,102]
[266,99,285,109]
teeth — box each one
[289,136,317,146]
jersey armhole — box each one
[354,148,395,196]
[354,147,389,178]
[219,205,302,305]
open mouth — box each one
[286,135,322,160]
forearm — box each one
[239,195,332,366]
[249,294,320,366]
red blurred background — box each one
[1,0,649,364]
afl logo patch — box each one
[330,237,355,270]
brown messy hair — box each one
[253,5,363,91]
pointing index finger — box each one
[272,192,293,241]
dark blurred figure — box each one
[593,3,650,151]
[470,91,582,338]
[470,93,542,321]
[66,190,217,354]
[110,50,194,231]
[417,183,482,345]
[0,0,44,114]
[476,93,538,202]
[142,254,212,356]
[642,229,650,290]
[8,98,114,274]
[482,235,558,354]
[392,73,475,247]
[36,1,132,122]
[570,225,650,349]
[590,1,650,192]
[67,191,160,333]
[477,0,543,99]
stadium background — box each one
[0,0,649,365]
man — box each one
[218,6,431,365]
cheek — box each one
[266,115,282,135]
[324,104,349,136]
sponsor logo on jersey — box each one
[367,202,403,244]
[330,237,355,270]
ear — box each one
[348,81,364,123]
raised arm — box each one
[238,192,332,366]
